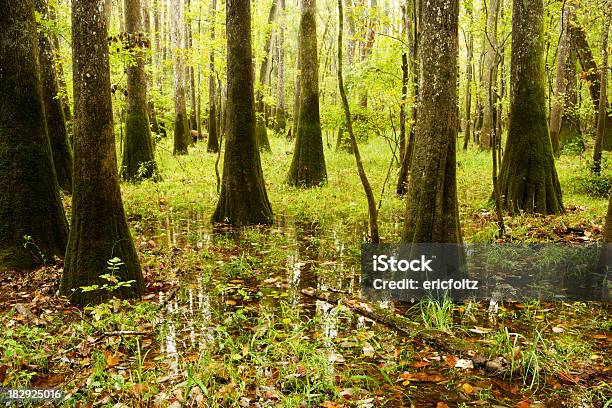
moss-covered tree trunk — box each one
[172,0,189,155]
[212,0,273,226]
[287,0,327,187]
[60,0,144,305]
[121,0,157,181]
[497,0,563,214]
[402,0,462,244]
[0,0,68,271]
[35,0,74,193]
[550,4,580,155]
[207,0,219,153]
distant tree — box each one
[0,0,68,271]
[255,0,278,151]
[172,0,189,155]
[402,0,462,243]
[121,0,158,181]
[593,5,610,175]
[287,0,327,187]
[212,0,273,226]
[572,22,612,150]
[274,0,287,134]
[549,4,580,155]
[60,0,144,305]
[35,0,73,193]
[207,0,219,153]
[497,0,563,214]
[479,0,501,150]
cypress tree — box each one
[287,0,327,187]
[0,0,69,271]
[497,0,563,214]
[60,0,144,305]
[212,0,273,226]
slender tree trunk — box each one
[274,0,287,133]
[61,0,143,305]
[463,0,474,151]
[212,0,273,226]
[255,0,278,151]
[48,2,72,126]
[185,0,197,132]
[593,6,610,175]
[0,0,68,271]
[207,0,219,153]
[396,0,420,196]
[287,0,327,187]
[573,22,612,150]
[399,53,408,163]
[143,0,159,135]
[35,0,74,193]
[291,29,302,142]
[498,0,563,214]
[550,4,580,155]
[479,0,500,150]
[338,0,379,243]
[402,0,462,244]
[345,0,356,66]
[172,0,189,154]
[122,0,157,181]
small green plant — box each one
[417,296,454,332]
[78,257,136,294]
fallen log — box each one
[301,287,466,353]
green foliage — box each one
[571,159,612,197]
[77,257,136,295]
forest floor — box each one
[0,135,610,407]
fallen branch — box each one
[301,287,463,353]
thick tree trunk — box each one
[479,0,500,150]
[498,0,563,214]
[0,0,68,271]
[212,0,273,226]
[122,0,157,181]
[172,0,189,155]
[593,7,610,175]
[35,0,74,193]
[274,0,287,133]
[402,0,462,244]
[550,5,580,155]
[207,0,219,153]
[60,0,143,305]
[287,0,327,187]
